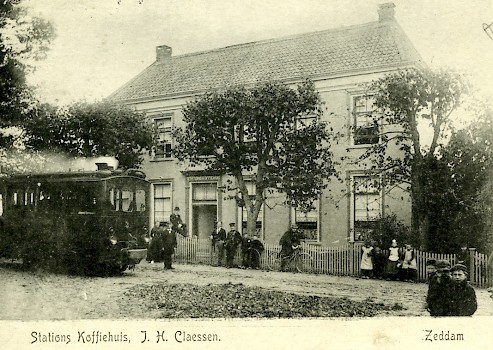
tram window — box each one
[121,190,134,212]
[135,189,146,212]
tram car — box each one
[0,165,150,275]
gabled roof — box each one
[109,17,422,103]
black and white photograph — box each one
[0,0,492,349]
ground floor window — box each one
[350,174,382,242]
[292,199,319,242]
[154,183,172,224]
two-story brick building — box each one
[109,3,423,246]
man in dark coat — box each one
[170,206,186,237]
[147,221,164,263]
[161,222,177,270]
[210,221,226,254]
[279,224,301,271]
[225,222,242,268]
[241,233,252,268]
[249,234,264,269]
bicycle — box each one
[266,245,313,273]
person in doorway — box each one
[161,222,177,270]
[279,224,301,271]
[386,239,400,280]
[400,243,417,282]
[360,241,374,279]
[225,223,242,268]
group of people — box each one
[210,222,265,269]
[359,239,418,282]
[146,206,185,270]
[426,260,477,316]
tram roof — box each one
[0,169,147,183]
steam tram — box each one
[0,167,150,275]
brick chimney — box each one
[378,2,395,22]
[156,45,172,62]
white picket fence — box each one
[174,237,492,287]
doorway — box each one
[192,204,217,239]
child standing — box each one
[360,241,374,279]
[386,239,400,280]
[444,263,477,316]
[372,246,386,279]
[400,243,417,282]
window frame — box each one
[350,94,380,146]
[348,173,384,242]
[291,198,320,242]
[149,112,174,160]
[153,182,173,224]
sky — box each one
[22,0,493,107]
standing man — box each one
[241,233,252,268]
[225,222,242,268]
[170,206,186,237]
[211,221,226,254]
[279,224,301,271]
[161,222,177,270]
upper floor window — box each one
[153,113,173,159]
[352,95,379,145]
[295,115,317,130]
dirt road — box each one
[1,260,491,320]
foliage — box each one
[433,102,493,253]
[363,214,414,249]
[0,0,54,127]
[23,101,154,169]
[173,80,336,235]
[121,283,405,318]
[355,69,468,249]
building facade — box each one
[109,3,423,246]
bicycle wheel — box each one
[293,252,314,273]
[265,250,281,271]
[247,248,261,269]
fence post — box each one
[468,248,476,284]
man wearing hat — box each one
[444,263,477,316]
[170,206,186,237]
[161,222,177,270]
[426,260,452,316]
[224,222,242,268]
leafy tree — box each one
[0,0,54,127]
[173,80,336,236]
[355,69,467,250]
[24,101,154,169]
[435,102,493,253]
